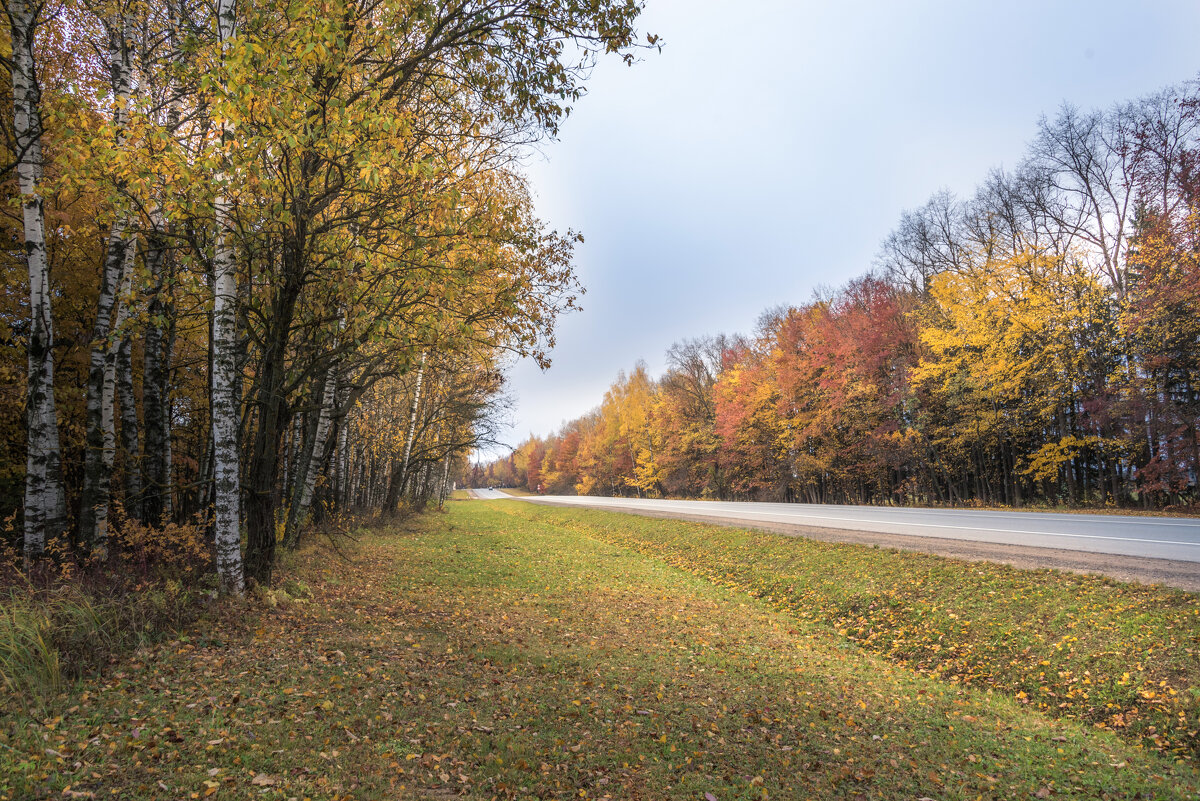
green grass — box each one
[501,503,1200,758]
[0,597,62,705]
[2,500,1197,799]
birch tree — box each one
[390,350,426,508]
[210,0,243,594]
[8,0,66,559]
[283,368,337,544]
[78,3,136,550]
[138,0,184,526]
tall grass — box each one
[0,599,61,711]
[0,515,215,715]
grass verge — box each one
[502,502,1200,759]
[1,500,1196,799]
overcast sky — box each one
[491,0,1200,455]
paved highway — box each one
[469,490,1200,563]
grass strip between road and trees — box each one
[1,499,1197,799]
[505,502,1200,760]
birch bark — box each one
[79,10,135,549]
[386,351,426,509]
[437,453,451,509]
[141,1,180,526]
[99,248,131,547]
[115,245,141,520]
[11,0,65,559]
[335,405,348,507]
[284,370,337,546]
[211,0,244,594]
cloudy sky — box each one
[492,0,1200,454]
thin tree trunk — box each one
[350,442,365,509]
[163,389,173,519]
[80,11,136,550]
[11,0,64,559]
[92,239,137,551]
[437,453,451,509]
[133,0,179,526]
[284,370,336,546]
[282,413,298,500]
[79,232,124,551]
[211,0,244,594]
[141,23,180,523]
[115,244,142,521]
[142,222,172,524]
[387,351,426,509]
[335,408,348,508]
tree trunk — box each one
[437,453,451,509]
[79,228,125,551]
[284,370,337,547]
[141,224,173,524]
[80,11,136,551]
[115,247,142,521]
[211,0,244,595]
[335,409,348,509]
[243,257,305,584]
[282,413,299,502]
[11,0,65,559]
[90,239,136,552]
[386,351,426,509]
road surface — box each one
[467,489,1200,589]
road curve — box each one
[471,490,1200,565]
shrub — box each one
[0,515,215,714]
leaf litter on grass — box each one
[501,501,1200,761]
[1,500,1197,799]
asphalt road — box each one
[469,489,1200,564]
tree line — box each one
[3,0,652,592]
[474,80,1200,509]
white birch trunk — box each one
[11,0,64,558]
[79,230,125,547]
[80,11,136,549]
[287,370,337,539]
[336,408,349,507]
[94,241,137,549]
[115,243,142,520]
[398,351,427,499]
[95,321,118,546]
[437,453,451,509]
[211,0,244,594]
[350,441,364,508]
[140,0,180,526]
[163,393,173,519]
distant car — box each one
[488,486,494,490]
